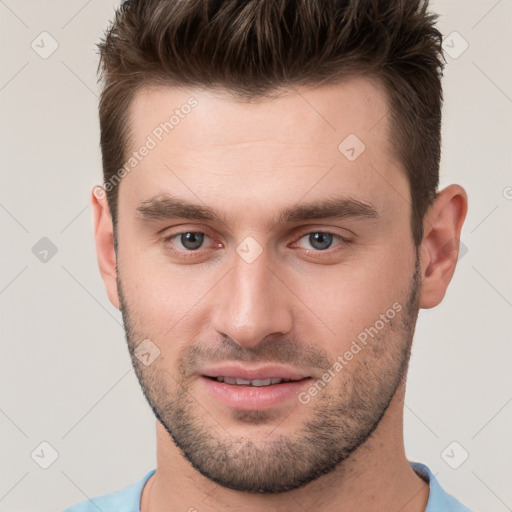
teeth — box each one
[249,379,272,386]
[214,376,295,386]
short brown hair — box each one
[97,0,445,247]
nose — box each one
[210,248,293,348]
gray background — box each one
[1,1,511,511]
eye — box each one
[162,228,352,262]
[293,230,352,254]
[164,231,215,252]
[174,232,206,250]
[298,232,335,251]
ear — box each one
[91,186,121,310]
[418,184,468,309]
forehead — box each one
[119,77,406,223]
[128,76,391,152]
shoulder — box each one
[60,469,156,512]
[410,461,476,512]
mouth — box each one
[199,366,313,410]
[204,375,309,387]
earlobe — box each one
[91,186,121,310]
[418,184,468,309]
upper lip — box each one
[200,364,311,381]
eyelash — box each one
[162,228,353,261]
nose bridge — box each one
[211,247,293,347]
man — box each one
[63,0,474,510]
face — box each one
[114,78,421,493]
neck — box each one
[140,381,429,512]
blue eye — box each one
[162,230,219,262]
[162,228,352,262]
[295,231,346,252]
[305,232,334,250]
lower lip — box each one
[200,376,312,410]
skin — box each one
[92,77,467,512]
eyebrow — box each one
[136,193,379,227]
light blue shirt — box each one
[61,461,474,511]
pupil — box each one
[310,232,332,250]
[181,232,204,250]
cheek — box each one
[295,247,412,351]
[119,245,223,348]
[119,247,185,330]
